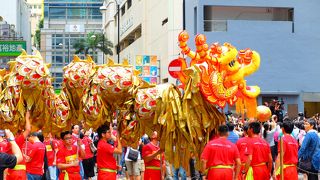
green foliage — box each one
[73,32,113,56]
[34,18,44,48]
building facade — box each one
[26,0,43,47]
[185,0,320,117]
[101,0,183,84]
[0,0,31,68]
[40,0,103,89]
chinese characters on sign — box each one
[0,41,26,56]
[135,55,158,84]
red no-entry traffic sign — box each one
[168,58,184,79]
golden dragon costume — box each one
[0,50,69,134]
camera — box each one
[0,130,4,137]
[298,112,304,117]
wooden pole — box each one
[280,136,284,180]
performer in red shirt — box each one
[82,130,95,179]
[236,125,250,180]
[44,133,59,180]
[244,122,273,180]
[25,132,46,179]
[56,131,85,180]
[201,124,241,180]
[6,111,31,180]
[142,131,165,180]
[96,124,122,180]
[275,120,298,180]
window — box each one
[52,73,63,78]
[203,6,294,32]
[52,34,63,49]
[88,8,102,19]
[127,0,132,9]
[162,18,168,26]
[67,8,86,19]
[50,7,66,19]
[121,5,125,16]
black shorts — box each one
[82,157,95,178]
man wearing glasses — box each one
[96,124,122,180]
[56,131,85,180]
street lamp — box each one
[58,42,70,64]
[100,0,120,64]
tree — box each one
[73,32,113,56]
[34,18,44,48]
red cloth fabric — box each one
[236,136,250,163]
[247,137,271,180]
[56,145,80,174]
[7,134,26,179]
[58,172,81,180]
[236,137,250,180]
[26,141,46,175]
[142,142,162,180]
[6,169,27,180]
[97,170,116,180]
[44,139,58,166]
[144,168,161,180]
[142,142,161,167]
[0,139,9,153]
[276,134,298,180]
[82,136,94,159]
[276,166,298,180]
[201,137,240,179]
[96,140,116,170]
[277,134,298,164]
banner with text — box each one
[0,41,26,56]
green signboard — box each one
[0,41,27,57]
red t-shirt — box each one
[97,140,116,170]
[82,136,94,159]
[56,145,80,173]
[201,137,240,167]
[26,141,46,175]
[8,134,27,165]
[56,139,64,151]
[278,134,298,164]
[44,139,58,166]
[236,137,250,163]
[142,142,161,168]
[247,137,271,165]
[0,139,9,153]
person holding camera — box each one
[0,129,23,180]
